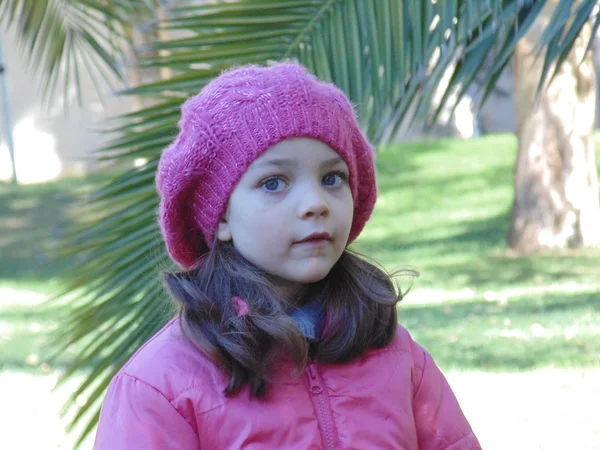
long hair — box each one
[163,240,415,397]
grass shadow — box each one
[0,178,96,284]
[400,290,600,371]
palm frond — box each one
[542,0,599,89]
[0,0,152,106]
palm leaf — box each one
[545,0,598,85]
[44,0,597,446]
[0,0,153,107]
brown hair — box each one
[163,240,415,397]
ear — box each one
[216,217,232,242]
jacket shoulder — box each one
[390,324,427,361]
[381,324,428,391]
[119,317,225,402]
[393,326,481,449]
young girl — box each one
[94,62,480,449]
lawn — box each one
[1,133,599,449]
[357,134,600,372]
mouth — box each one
[295,232,332,245]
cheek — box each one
[231,203,287,244]
[338,192,354,226]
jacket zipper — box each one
[306,362,338,450]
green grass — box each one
[401,290,600,371]
[0,176,99,284]
[356,133,600,371]
[0,176,103,374]
[1,133,599,376]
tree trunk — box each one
[508,1,600,252]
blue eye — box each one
[261,177,286,192]
[323,172,347,187]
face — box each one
[217,137,354,296]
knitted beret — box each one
[156,62,377,270]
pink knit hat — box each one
[156,62,377,270]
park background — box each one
[1,1,599,449]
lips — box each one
[296,232,331,244]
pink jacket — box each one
[95,318,480,449]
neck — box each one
[268,275,308,307]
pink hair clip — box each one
[232,296,250,317]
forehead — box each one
[250,137,346,169]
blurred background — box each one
[1,1,599,449]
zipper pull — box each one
[307,363,323,394]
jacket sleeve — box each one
[94,373,200,450]
[412,344,481,450]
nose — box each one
[298,183,329,219]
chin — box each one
[297,274,327,284]
[291,268,333,284]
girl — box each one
[95,62,480,449]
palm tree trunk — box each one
[508,1,600,252]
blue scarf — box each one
[289,300,324,342]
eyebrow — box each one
[322,156,345,168]
[254,156,345,169]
